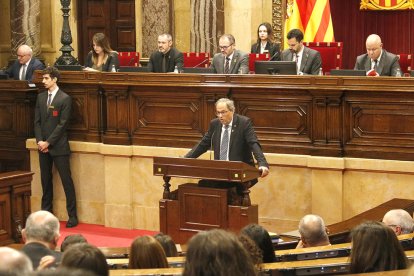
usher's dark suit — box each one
[251,42,281,61]
[34,89,77,219]
[21,242,61,270]
[6,58,45,81]
[211,50,249,74]
[281,46,322,75]
[185,114,268,186]
[148,48,184,73]
[354,49,401,76]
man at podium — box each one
[185,98,269,191]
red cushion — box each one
[397,54,412,74]
[304,42,343,74]
[183,52,210,68]
[249,53,271,72]
[118,52,140,67]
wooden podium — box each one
[153,157,261,244]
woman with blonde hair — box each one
[84,32,119,72]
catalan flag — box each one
[284,0,335,47]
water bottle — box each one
[318,67,323,76]
[111,64,116,72]
[174,66,179,73]
[395,68,402,77]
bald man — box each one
[354,34,400,76]
[6,44,45,81]
[382,209,414,236]
[296,214,330,248]
[0,247,32,274]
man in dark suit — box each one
[354,34,401,76]
[21,211,61,270]
[281,29,322,75]
[211,34,249,74]
[6,44,45,81]
[34,67,78,228]
[185,98,269,189]
[148,33,183,73]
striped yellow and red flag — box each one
[284,0,335,47]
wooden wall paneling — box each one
[0,189,12,245]
[110,0,136,51]
[11,182,31,242]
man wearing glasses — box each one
[6,45,45,81]
[185,98,269,198]
[211,34,249,74]
[281,29,322,75]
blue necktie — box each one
[220,125,230,160]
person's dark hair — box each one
[128,235,169,269]
[60,234,88,252]
[91,32,113,65]
[42,67,60,82]
[183,229,257,276]
[286,28,304,42]
[238,234,263,266]
[61,243,108,276]
[349,221,408,273]
[154,233,178,257]
[241,224,276,263]
[256,22,274,45]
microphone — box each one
[210,131,215,160]
[128,57,136,66]
[268,50,280,61]
[192,58,210,68]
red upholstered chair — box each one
[118,52,140,66]
[249,53,270,72]
[303,42,343,74]
[183,52,210,68]
[397,54,412,75]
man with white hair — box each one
[297,214,330,248]
[382,209,414,236]
[0,247,33,274]
[21,210,61,270]
[354,34,401,76]
[6,44,45,81]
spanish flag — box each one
[284,0,335,46]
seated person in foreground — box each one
[154,232,179,257]
[281,29,322,75]
[84,32,119,72]
[241,224,277,263]
[296,214,330,248]
[382,209,414,236]
[129,235,169,269]
[148,33,183,73]
[211,34,249,74]
[6,44,45,81]
[0,247,33,275]
[349,221,408,274]
[185,98,269,195]
[251,22,281,61]
[354,34,401,76]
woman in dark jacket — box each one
[251,22,281,61]
[84,32,119,72]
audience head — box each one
[17,45,33,65]
[157,33,173,54]
[215,98,235,126]
[91,33,112,57]
[154,232,178,257]
[61,243,108,276]
[219,34,236,57]
[349,221,408,273]
[365,34,383,61]
[22,210,60,250]
[0,247,33,275]
[128,235,169,269]
[382,209,414,235]
[183,229,257,276]
[238,234,263,266]
[298,214,330,248]
[257,22,274,43]
[240,224,276,263]
[286,28,304,54]
[60,234,88,252]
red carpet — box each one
[58,221,158,247]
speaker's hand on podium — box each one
[259,166,269,178]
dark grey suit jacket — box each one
[85,51,120,72]
[354,49,401,76]
[21,242,61,270]
[281,46,322,75]
[34,89,72,156]
[185,114,269,172]
[6,58,45,81]
[211,50,249,74]
[251,42,281,61]
[148,48,184,73]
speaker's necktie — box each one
[224,57,230,74]
[21,64,27,80]
[220,125,230,160]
